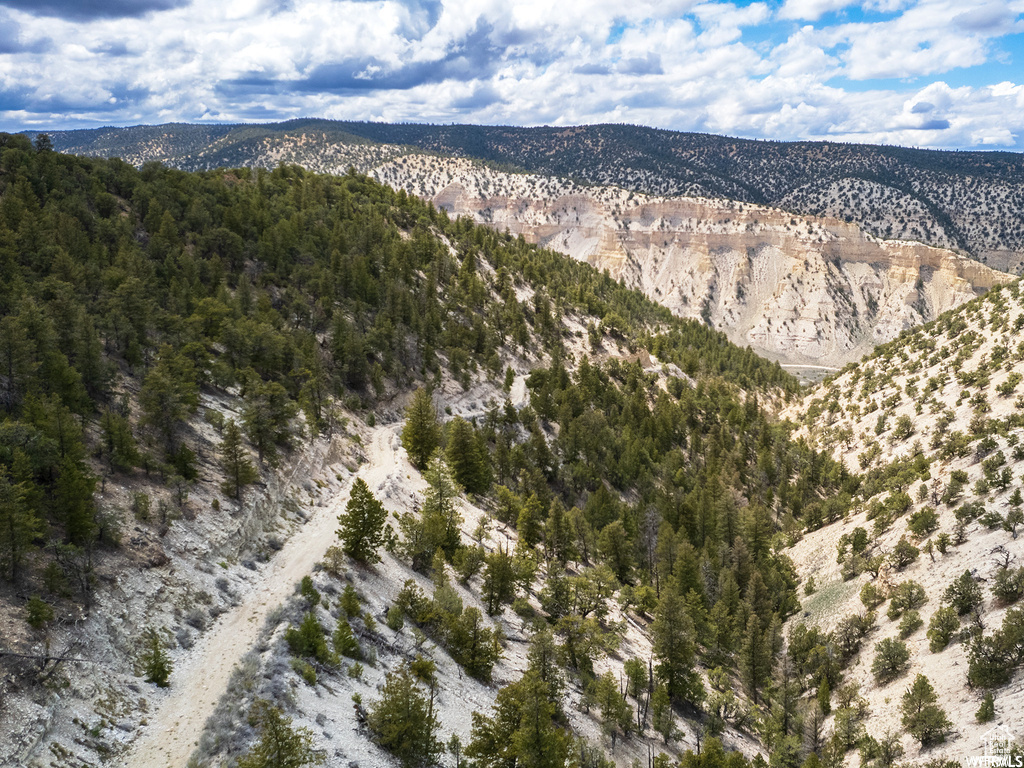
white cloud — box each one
[0,0,1021,150]
[778,0,853,22]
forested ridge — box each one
[45,119,1024,270]
[0,133,867,768]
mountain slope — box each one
[372,154,1010,368]
[0,135,846,768]
[44,120,1024,273]
[780,279,1024,762]
[39,124,1014,370]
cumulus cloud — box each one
[0,0,1022,149]
[777,0,853,22]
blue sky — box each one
[0,0,1023,149]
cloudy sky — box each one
[1,0,1023,149]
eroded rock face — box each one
[379,157,1011,368]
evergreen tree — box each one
[141,627,172,687]
[337,478,388,563]
[219,419,259,500]
[445,416,491,494]
[420,456,463,562]
[0,468,42,583]
[545,499,575,565]
[25,594,54,630]
[871,638,910,684]
[243,379,297,465]
[333,616,362,660]
[901,674,950,746]
[651,684,675,743]
[100,407,140,472]
[739,614,772,706]
[0,314,35,413]
[368,663,443,768]
[139,348,199,449]
[976,692,996,723]
[652,589,703,706]
[56,458,97,546]
[516,493,544,549]
[237,698,325,768]
[285,612,333,665]
[594,670,633,747]
[467,670,567,768]
[402,387,441,470]
[482,545,517,615]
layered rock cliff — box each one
[373,155,1011,368]
[45,126,1013,368]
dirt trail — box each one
[125,423,403,768]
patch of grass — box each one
[800,579,859,623]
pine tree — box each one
[594,670,633,747]
[219,419,259,500]
[482,545,517,615]
[871,638,910,684]
[467,670,567,768]
[402,387,441,470]
[421,456,463,562]
[516,493,544,549]
[976,692,996,723]
[368,663,442,768]
[651,684,675,743]
[739,614,772,705]
[545,499,575,565]
[901,674,950,746]
[333,616,362,660]
[100,407,140,472]
[0,468,42,583]
[337,478,388,563]
[139,349,199,449]
[141,627,172,687]
[237,698,325,768]
[56,458,97,546]
[445,416,491,494]
[243,379,297,465]
[652,589,702,706]
[25,595,54,630]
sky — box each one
[1,0,1023,149]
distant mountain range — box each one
[41,119,1024,274]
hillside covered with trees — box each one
[43,120,1024,273]
[0,133,884,767]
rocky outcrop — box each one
[378,156,1011,367]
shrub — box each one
[25,595,54,630]
[887,581,927,621]
[944,571,983,615]
[141,627,172,687]
[927,607,960,652]
[993,567,1024,605]
[861,582,885,610]
[889,537,919,570]
[976,692,996,723]
[291,658,317,685]
[871,638,910,684]
[898,611,923,639]
[901,674,950,746]
[907,507,939,537]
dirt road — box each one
[125,423,404,768]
